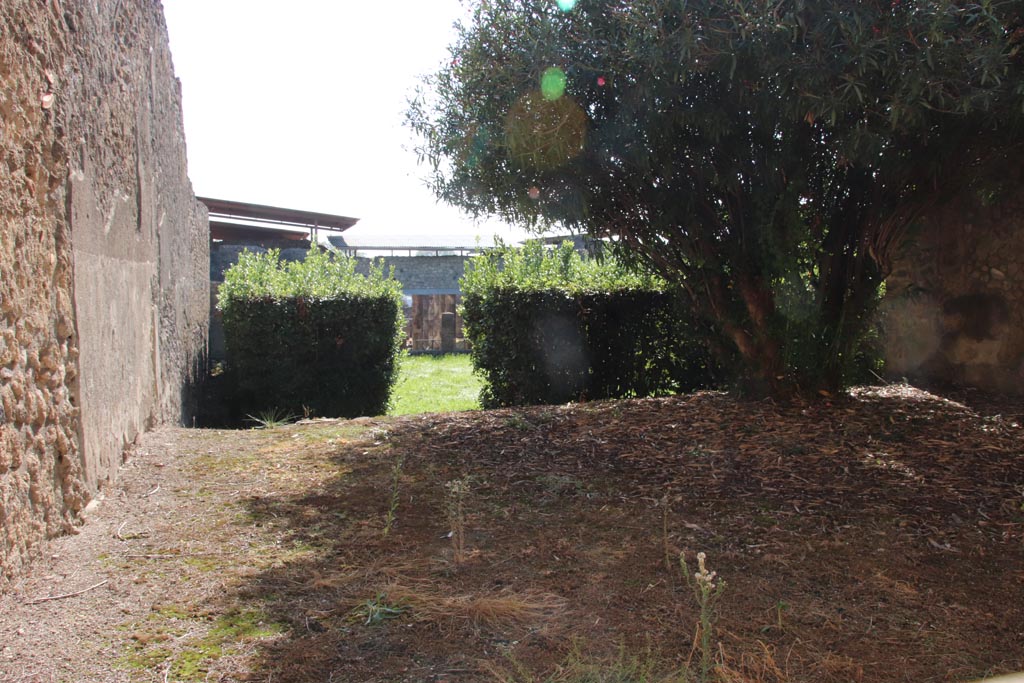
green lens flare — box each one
[556,0,577,10]
[540,67,567,101]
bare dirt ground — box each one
[1,385,1022,683]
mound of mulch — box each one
[1,384,1021,683]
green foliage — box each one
[354,593,407,626]
[461,242,720,407]
[461,239,662,295]
[409,0,1024,396]
[383,454,404,537]
[218,249,404,420]
[245,407,298,429]
[218,247,399,302]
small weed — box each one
[505,414,536,430]
[368,426,392,443]
[536,474,582,496]
[445,478,471,564]
[383,454,405,537]
[1014,486,1024,515]
[662,493,673,573]
[245,407,297,429]
[773,601,789,632]
[681,551,726,682]
[354,592,407,625]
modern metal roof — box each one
[198,197,359,232]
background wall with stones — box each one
[882,173,1024,393]
[0,0,208,584]
[354,255,468,296]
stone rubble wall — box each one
[882,173,1024,393]
[0,0,208,584]
[210,245,469,296]
[354,255,468,295]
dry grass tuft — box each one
[716,641,791,683]
[384,582,566,630]
[812,650,864,683]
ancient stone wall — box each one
[882,175,1024,392]
[0,0,208,583]
[355,255,468,295]
[0,0,85,587]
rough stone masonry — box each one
[883,166,1024,393]
[0,0,208,584]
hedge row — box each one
[461,242,720,408]
[218,249,404,420]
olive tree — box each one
[408,0,1024,396]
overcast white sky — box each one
[162,1,533,246]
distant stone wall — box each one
[0,0,208,583]
[209,242,311,282]
[356,255,468,294]
[882,177,1024,392]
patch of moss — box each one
[295,423,370,444]
[184,556,223,572]
[117,607,285,681]
[118,645,173,671]
[153,603,193,620]
[170,609,285,681]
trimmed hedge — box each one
[218,249,404,419]
[461,242,720,408]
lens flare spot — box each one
[556,0,578,10]
[528,186,541,200]
[597,76,606,87]
[540,67,567,101]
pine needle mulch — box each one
[372,384,1024,682]
[4,383,1022,683]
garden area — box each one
[5,0,1021,679]
[3,244,1022,681]
[8,241,1020,681]
[1,384,1022,682]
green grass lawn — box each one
[388,353,482,416]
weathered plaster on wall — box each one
[63,1,209,490]
[1,0,208,583]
